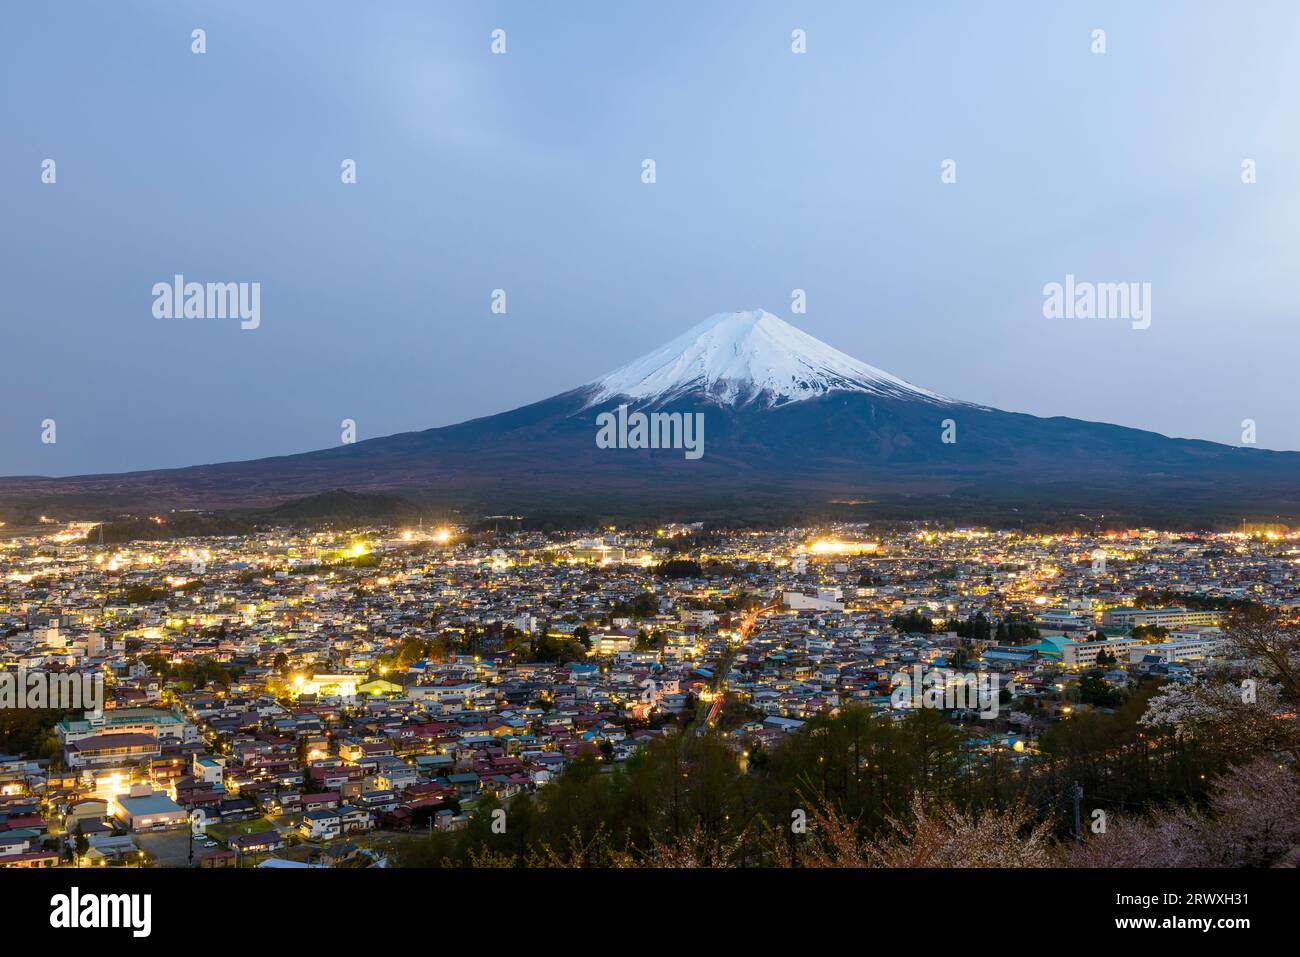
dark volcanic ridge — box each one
[3,310,1298,527]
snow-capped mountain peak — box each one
[588,309,951,407]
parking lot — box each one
[136,829,202,868]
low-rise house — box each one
[299,808,341,840]
[230,831,286,854]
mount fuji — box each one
[4,309,1299,526]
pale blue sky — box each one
[3,0,1299,475]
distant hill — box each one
[80,490,423,543]
[262,489,422,523]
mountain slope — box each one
[2,310,1298,524]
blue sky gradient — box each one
[3,0,1299,474]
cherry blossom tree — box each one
[1064,758,1300,867]
[1141,606,1300,758]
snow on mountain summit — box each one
[588,309,951,407]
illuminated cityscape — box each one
[2,519,1296,869]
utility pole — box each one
[1072,782,1083,841]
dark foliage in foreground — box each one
[393,694,1296,867]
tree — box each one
[950,643,972,668]
[995,615,1040,645]
[866,795,1053,868]
[891,610,933,634]
[634,629,663,652]
[73,826,89,865]
[1064,758,1300,867]
[1131,624,1170,643]
[1141,606,1300,758]
[1078,671,1123,707]
[774,792,1052,868]
[947,612,992,642]
[656,560,702,579]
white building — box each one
[1102,607,1222,629]
[1127,631,1229,664]
[783,592,844,612]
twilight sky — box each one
[4,0,1300,476]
